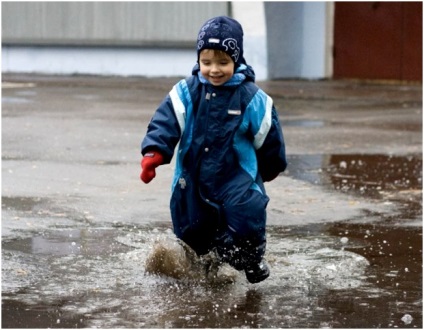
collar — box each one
[198,64,247,86]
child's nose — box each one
[210,64,220,73]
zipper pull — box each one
[205,92,211,100]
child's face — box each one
[199,49,235,86]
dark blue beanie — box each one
[197,16,245,66]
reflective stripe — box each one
[253,93,273,150]
[169,83,186,134]
[170,79,193,192]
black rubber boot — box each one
[245,259,270,284]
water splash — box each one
[2,224,421,328]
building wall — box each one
[2,2,229,47]
[1,2,230,77]
[3,2,418,81]
[232,2,268,80]
[2,1,333,80]
[333,2,422,81]
[265,2,332,79]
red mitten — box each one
[140,151,164,183]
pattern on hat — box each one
[197,16,243,65]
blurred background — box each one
[2,1,422,81]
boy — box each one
[140,16,287,283]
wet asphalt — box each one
[1,74,422,328]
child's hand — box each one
[140,151,164,183]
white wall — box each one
[302,2,326,78]
[1,1,226,78]
[2,2,334,80]
[1,3,270,80]
[2,46,195,77]
[232,2,268,81]
[265,2,333,79]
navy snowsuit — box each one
[141,63,287,267]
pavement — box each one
[1,74,422,237]
[1,73,422,328]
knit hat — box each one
[197,16,245,66]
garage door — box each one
[333,2,422,81]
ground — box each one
[1,74,422,328]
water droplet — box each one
[340,237,349,244]
[401,314,413,325]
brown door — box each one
[333,2,422,82]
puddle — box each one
[2,97,32,104]
[284,119,325,127]
[285,154,422,228]
[2,228,133,256]
[326,154,422,195]
[287,153,422,198]
[2,82,36,89]
[2,196,48,213]
[2,222,422,328]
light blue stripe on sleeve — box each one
[170,79,194,192]
[233,111,258,181]
[169,80,188,134]
[247,89,273,150]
